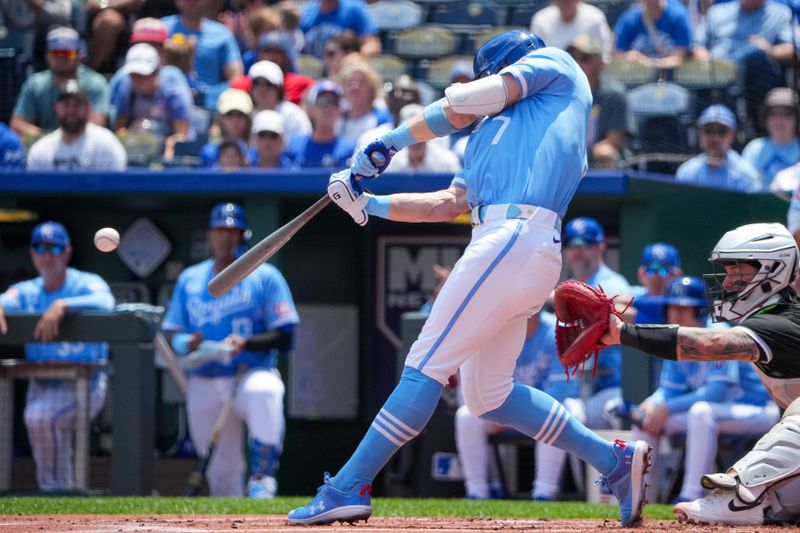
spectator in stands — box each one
[386,104,461,174]
[256,31,314,104]
[87,0,145,72]
[693,0,795,134]
[676,104,763,192]
[217,137,250,170]
[613,0,692,70]
[775,161,800,198]
[323,30,360,77]
[163,32,200,99]
[742,87,800,192]
[250,109,292,169]
[0,0,71,43]
[299,0,381,59]
[241,6,281,70]
[530,0,613,62]
[284,80,354,168]
[567,34,631,168]
[11,27,110,138]
[112,43,191,160]
[162,0,244,89]
[201,88,254,167]
[275,1,305,55]
[248,60,311,139]
[0,221,115,492]
[0,123,24,168]
[337,60,392,144]
[355,74,421,150]
[26,80,126,170]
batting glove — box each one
[351,138,396,180]
[328,170,370,226]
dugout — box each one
[0,169,788,496]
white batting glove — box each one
[178,341,234,369]
[328,170,370,226]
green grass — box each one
[0,497,675,520]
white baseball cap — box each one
[122,43,160,76]
[217,88,254,115]
[252,110,285,136]
[249,60,283,87]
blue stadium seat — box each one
[586,0,633,28]
[427,1,508,33]
[506,0,549,27]
[390,25,459,60]
[367,0,426,32]
[627,81,696,155]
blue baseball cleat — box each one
[287,472,372,526]
[600,439,652,527]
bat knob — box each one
[369,151,386,167]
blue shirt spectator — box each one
[0,123,24,168]
[300,0,381,59]
[284,135,355,168]
[676,104,763,192]
[614,0,692,68]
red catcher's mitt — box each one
[553,280,631,376]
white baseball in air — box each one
[94,227,120,253]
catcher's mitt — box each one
[553,280,632,376]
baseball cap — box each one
[640,242,681,275]
[47,27,80,52]
[208,202,249,230]
[568,34,603,57]
[764,87,798,110]
[563,217,604,247]
[252,110,285,136]
[130,17,168,45]
[56,79,88,102]
[697,104,736,129]
[122,43,160,76]
[249,60,283,87]
[31,221,70,247]
[217,88,253,115]
[307,79,342,105]
[258,31,296,59]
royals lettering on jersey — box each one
[163,259,299,377]
[453,48,592,218]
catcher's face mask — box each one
[704,260,768,322]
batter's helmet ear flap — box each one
[473,30,545,80]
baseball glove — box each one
[553,280,631,376]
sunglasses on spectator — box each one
[224,111,248,119]
[252,78,277,88]
[702,125,729,136]
[49,49,78,60]
[314,97,340,108]
[324,48,341,58]
[32,243,65,256]
[257,131,281,139]
[644,263,671,277]
[767,108,795,118]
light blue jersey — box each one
[515,311,580,402]
[0,268,114,363]
[452,48,592,218]
[163,259,299,377]
[587,264,631,391]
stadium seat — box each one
[672,58,740,125]
[369,54,409,82]
[427,1,508,33]
[505,0,549,27]
[109,282,152,305]
[471,27,526,53]
[422,55,475,89]
[586,0,633,28]
[627,81,696,155]
[604,57,657,88]
[295,54,324,79]
[120,131,164,167]
[391,26,458,60]
[367,0,426,32]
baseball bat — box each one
[153,332,189,397]
[208,195,331,298]
[184,366,246,496]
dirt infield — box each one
[0,515,797,532]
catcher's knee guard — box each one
[703,399,800,505]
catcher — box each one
[554,222,800,525]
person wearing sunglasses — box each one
[0,221,115,492]
[11,27,110,138]
[247,60,311,140]
[676,105,762,193]
[250,110,293,169]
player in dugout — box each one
[289,29,652,527]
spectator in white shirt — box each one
[531,0,613,62]
[386,104,461,174]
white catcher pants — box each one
[633,400,780,500]
[405,210,562,416]
[186,368,285,496]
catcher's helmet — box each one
[473,30,545,79]
[704,223,799,322]
[209,202,249,231]
[665,276,708,321]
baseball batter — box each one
[601,223,800,525]
[162,203,299,498]
[629,276,778,503]
[0,221,115,491]
[289,30,652,527]
[455,310,584,500]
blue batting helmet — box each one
[665,276,708,320]
[208,202,249,231]
[473,30,545,79]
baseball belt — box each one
[471,203,562,232]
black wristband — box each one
[620,323,679,360]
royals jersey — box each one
[514,311,579,402]
[451,47,592,218]
[587,264,631,391]
[163,259,299,377]
[0,268,114,362]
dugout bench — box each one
[0,312,156,495]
